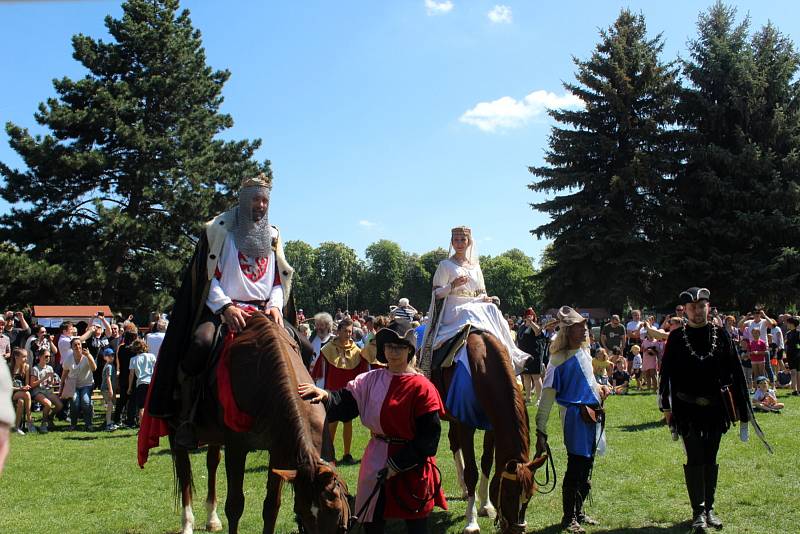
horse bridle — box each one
[494,462,531,534]
[298,458,351,534]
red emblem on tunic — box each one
[238,252,268,282]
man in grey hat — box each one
[535,306,610,534]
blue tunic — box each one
[542,348,602,457]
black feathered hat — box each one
[376,318,417,363]
[678,287,710,304]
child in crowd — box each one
[753,376,784,412]
[630,344,643,389]
[611,358,630,395]
[100,348,117,431]
[641,346,660,390]
[748,329,768,386]
[592,348,613,385]
[127,339,156,426]
[610,346,624,366]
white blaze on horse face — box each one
[310,502,319,520]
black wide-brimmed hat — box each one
[376,318,417,363]
[679,287,710,304]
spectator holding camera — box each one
[64,337,97,431]
[2,311,30,350]
[25,326,57,368]
[85,312,112,388]
[113,321,139,427]
[145,317,168,357]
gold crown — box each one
[240,172,272,190]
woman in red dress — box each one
[300,319,447,533]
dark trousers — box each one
[113,373,136,425]
[681,430,722,515]
[362,490,429,534]
[562,453,594,523]
[682,430,722,465]
[181,308,221,376]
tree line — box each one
[531,3,800,313]
[285,239,541,317]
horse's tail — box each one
[168,433,195,510]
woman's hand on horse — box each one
[223,306,251,333]
[298,382,327,404]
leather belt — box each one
[372,433,410,445]
[676,392,719,407]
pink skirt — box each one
[642,354,658,371]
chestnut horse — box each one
[433,331,546,534]
[170,314,351,534]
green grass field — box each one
[1,388,797,534]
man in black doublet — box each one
[658,287,752,533]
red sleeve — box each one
[413,375,445,418]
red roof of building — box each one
[33,306,114,318]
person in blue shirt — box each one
[535,306,610,534]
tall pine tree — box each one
[529,10,681,310]
[668,3,800,309]
[0,0,267,313]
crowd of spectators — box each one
[3,309,166,435]
[5,298,797,437]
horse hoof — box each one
[477,505,496,519]
[463,525,481,534]
[206,519,223,532]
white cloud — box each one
[459,90,583,133]
[425,0,453,16]
[488,5,512,24]
[358,219,377,228]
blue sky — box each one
[2,0,799,263]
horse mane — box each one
[477,332,531,460]
[231,314,318,482]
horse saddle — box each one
[431,325,473,371]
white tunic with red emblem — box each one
[206,234,284,313]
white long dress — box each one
[427,258,528,375]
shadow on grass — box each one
[152,446,212,456]
[587,525,689,533]
[617,420,665,432]
[524,523,690,534]
[245,464,269,474]
[381,510,461,532]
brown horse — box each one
[171,314,351,534]
[434,331,547,534]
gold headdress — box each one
[240,172,273,191]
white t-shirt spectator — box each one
[744,319,771,342]
[145,332,165,357]
[70,356,95,388]
[58,334,72,366]
[626,320,642,341]
[0,334,10,359]
[770,326,784,350]
[130,352,156,387]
